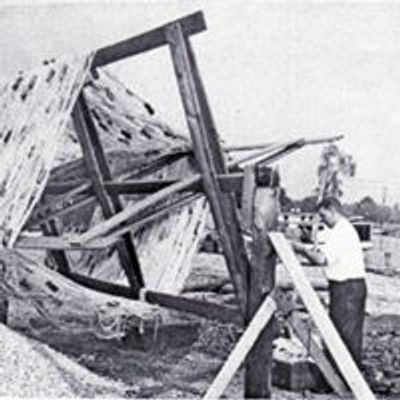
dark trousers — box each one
[328,278,367,368]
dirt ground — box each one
[3,251,400,399]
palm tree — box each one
[311,144,356,246]
[316,144,356,200]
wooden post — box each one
[244,178,279,398]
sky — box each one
[0,1,400,204]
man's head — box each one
[316,197,342,228]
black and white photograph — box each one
[0,1,399,399]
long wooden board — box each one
[203,295,276,400]
[166,23,249,313]
[78,174,201,242]
[93,12,206,67]
[269,232,376,400]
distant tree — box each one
[391,203,400,223]
[295,195,318,212]
[316,144,356,200]
[355,196,378,221]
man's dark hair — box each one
[316,196,342,212]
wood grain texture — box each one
[0,53,93,247]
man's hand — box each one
[289,240,327,266]
[290,240,306,253]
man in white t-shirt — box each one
[292,197,367,367]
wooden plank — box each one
[31,171,242,229]
[229,143,285,168]
[104,178,199,195]
[144,290,241,325]
[289,316,348,395]
[223,135,344,152]
[93,12,206,67]
[29,197,97,229]
[45,173,244,196]
[166,23,249,313]
[78,174,201,242]
[203,295,276,400]
[105,193,203,242]
[72,94,143,293]
[269,232,376,400]
[15,234,115,250]
[44,180,91,195]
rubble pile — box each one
[364,315,400,396]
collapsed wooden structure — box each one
[0,11,376,399]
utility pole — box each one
[381,185,388,228]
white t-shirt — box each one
[320,216,366,282]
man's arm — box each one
[291,241,327,266]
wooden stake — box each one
[244,187,278,398]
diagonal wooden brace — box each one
[72,94,143,295]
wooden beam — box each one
[144,290,240,325]
[15,234,115,250]
[45,173,245,196]
[78,174,201,242]
[29,197,97,229]
[223,134,344,152]
[61,272,239,324]
[104,178,199,195]
[203,295,276,400]
[93,12,206,68]
[72,94,144,293]
[269,232,376,400]
[44,180,91,195]
[166,23,250,313]
[105,193,203,242]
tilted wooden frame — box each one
[12,11,251,325]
